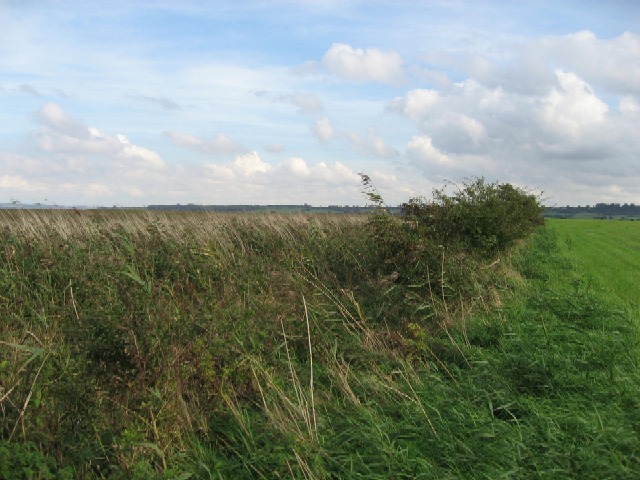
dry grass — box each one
[0,208,366,243]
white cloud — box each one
[289,92,324,114]
[233,151,272,176]
[428,113,488,154]
[433,31,640,98]
[204,151,271,181]
[387,89,439,121]
[406,135,449,166]
[312,117,335,143]
[165,131,245,155]
[347,129,399,159]
[305,160,360,184]
[458,115,486,146]
[0,174,45,192]
[204,163,236,182]
[322,43,404,84]
[36,102,91,139]
[619,96,640,114]
[541,70,608,138]
[386,63,640,198]
[539,31,640,96]
[117,135,165,170]
[282,156,311,176]
[33,103,166,173]
[199,154,361,203]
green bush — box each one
[358,176,544,328]
[402,178,544,256]
[0,440,73,480]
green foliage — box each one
[402,177,544,256]
[359,176,544,329]
[0,204,638,479]
[0,440,73,480]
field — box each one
[1,201,639,479]
[549,219,640,307]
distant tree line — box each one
[545,203,640,219]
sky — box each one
[1,0,639,207]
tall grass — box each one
[1,200,638,478]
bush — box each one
[359,176,544,326]
[0,440,73,480]
[402,178,544,256]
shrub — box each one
[0,440,73,480]
[359,175,544,326]
[402,178,544,257]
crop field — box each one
[1,185,639,479]
[549,219,640,307]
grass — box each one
[0,209,638,478]
[548,218,640,308]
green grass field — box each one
[549,219,640,307]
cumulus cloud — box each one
[540,70,608,139]
[425,31,640,102]
[281,156,311,177]
[389,71,615,155]
[164,131,245,155]
[312,117,335,143]
[538,31,640,96]
[322,43,404,84]
[36,102,91,139]
[406,135,450,166]
[347,129,399,159]
[308,160,360,184]
[205,151,271,181]
[387,89,439,121]
[202,153,361,202]
[386,60,640,203]
[117,135,165,169]
[33,103,166,172]
[3,102,370,206]
[233,151,272,175]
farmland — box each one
[1,188,639,479]
[549,219,640,307]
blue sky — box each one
[1,0,639,206]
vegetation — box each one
[550,219,640,308]
[399,178,544,256]
[545,203,640,220]
[1,180,638,479]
